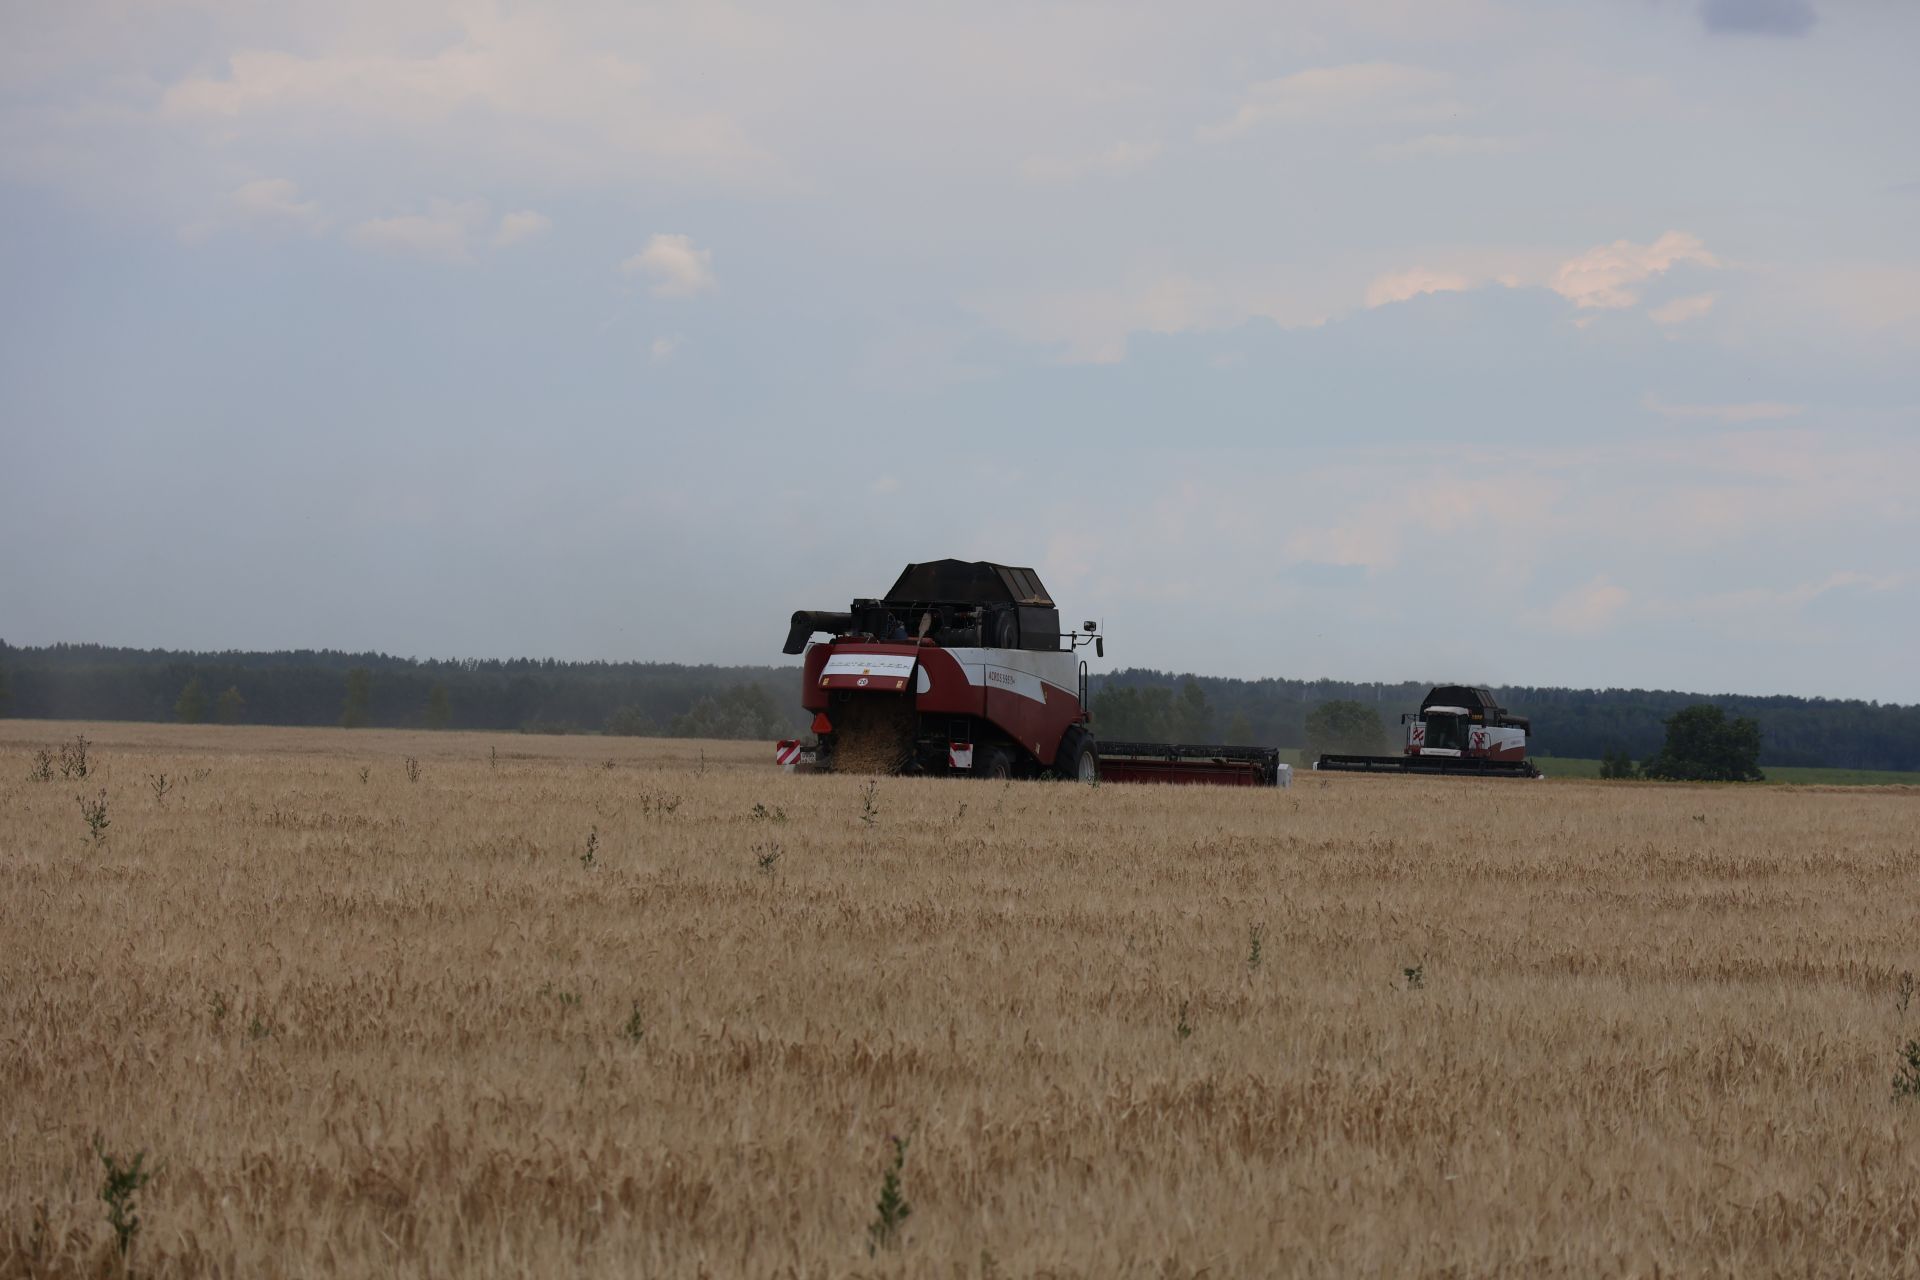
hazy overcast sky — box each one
[3,0,1916,700]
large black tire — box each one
[978,746,1016,780]
[1052,727,1100,783]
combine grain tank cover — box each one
[1422,686,1503,716]
[1419,684,1528,731]
[883,560,1054,607]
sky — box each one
[2,0,1916,701]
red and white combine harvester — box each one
[777,560,1283,786]
[1315,685,1541,778]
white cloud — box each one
[1544,576,1631,633]
[622,234,715,297]
[649,335,681,363]
[1365,267,1474,308]
[1644,397,1802,423]
[1648,291,1716,325]
[230,177,327,233]
[1202,62,1454,141]
[349,200,487,263]
[492,210,551,248]
[1550,231,1718,309]
[1021,139,1161,183]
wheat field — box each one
[2,719,1917,1278]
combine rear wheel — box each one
[978,747,1016,780]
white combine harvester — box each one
[1315,685,1541,778]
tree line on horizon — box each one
[1,641,1915,771]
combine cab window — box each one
[1425,715,1465,752]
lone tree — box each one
[340,668,373,729]
[1305,699,1387,758]
[425,683,451,729]
[216,685,246,725]
[1641,704,1764,782]
[1599,746,1637,779]
[174,676,209,724]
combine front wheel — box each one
[1053,727,1100,783]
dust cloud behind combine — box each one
[3,721,1918,1276]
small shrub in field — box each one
[247,1014,271,1041]
[581,827,598,869]
[94,1141,154,1256]
[149,773,172,806]
[208,991,229,1029]
[1898,970,1915,1017]
[1247,922,1265,972]
[60,735,91,780]
[78,790,109,845]
[1403,962,1426,991]
[357,766,370,784]
[750,802,787,823]
[28,748,54,782]
[404,756,421,784]
[754,842,783,876]
[859,781,880,829]
[1176,1000,1193,1041]
[623,1003,646,1043]
[866,1135,912,1255]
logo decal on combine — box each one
[856,677,869,687]
[823,653,916,681]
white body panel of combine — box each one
[1406,709,1527,759]
[936,646,1081,705]
[819,645,1078,704]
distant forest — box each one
[2,642,1916,771]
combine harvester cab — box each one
[780,559,1285,785]
[1317,685,1541,778]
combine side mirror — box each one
[1095,637,1104,658]
[1083,620,1097,632]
